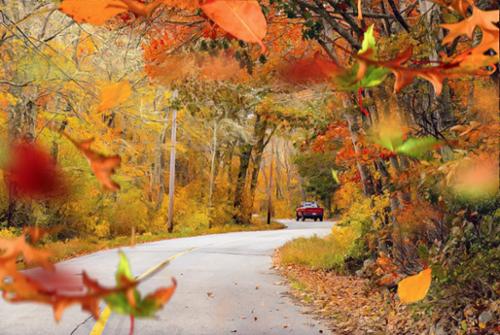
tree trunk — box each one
[152,119,168,210]
[233,142,252,224]
[6,92,37,228]
[344,113,375,196]
[208,122,218,228]
[167,108,177,233]
[266,141,274,225]
[248,116,269,216]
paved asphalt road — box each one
[0,219,334,335]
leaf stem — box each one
[129,315,135,335]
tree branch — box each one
[387,0,411,32]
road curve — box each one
[0,219,334,335]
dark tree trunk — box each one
[233,143,253,224]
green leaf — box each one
[105,290,140,315]
[360,66,389,88]
[336,64,389,91]
[106,251,176,318]
[396,136,439,158]
[116,251,133,282]
[359,24,376,55]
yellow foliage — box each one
[334,180,363,211]
[0,92,17,108]
[0,228,18,239]
[94,221,111,239]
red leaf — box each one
[280,53,342,84]
[4,141,66,200]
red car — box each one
[296,201,324,221]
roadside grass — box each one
[7,220,285,264]
[278,223,362,272]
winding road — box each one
[0,220,334,335]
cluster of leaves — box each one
[59,0,268,49]
[0,228,176,323]
[281,11,498,96]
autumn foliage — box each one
[0,0,499,333]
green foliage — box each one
[429,210,500,316]
[294,151,339,208]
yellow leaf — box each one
[98,81,132,112]
[397,268,432,304]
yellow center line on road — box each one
[89,247,197,335]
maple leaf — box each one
[105,251,177,317]
[359,47,459,95]
[61,133,121,191]
[441,6,499,45]
[98,81,132,112]
[432,0,472,16]
[0,230,177,322]
[76,31,97,58]
[397,268,432,304]
[201,0,267,51]
[4,141,66,200]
